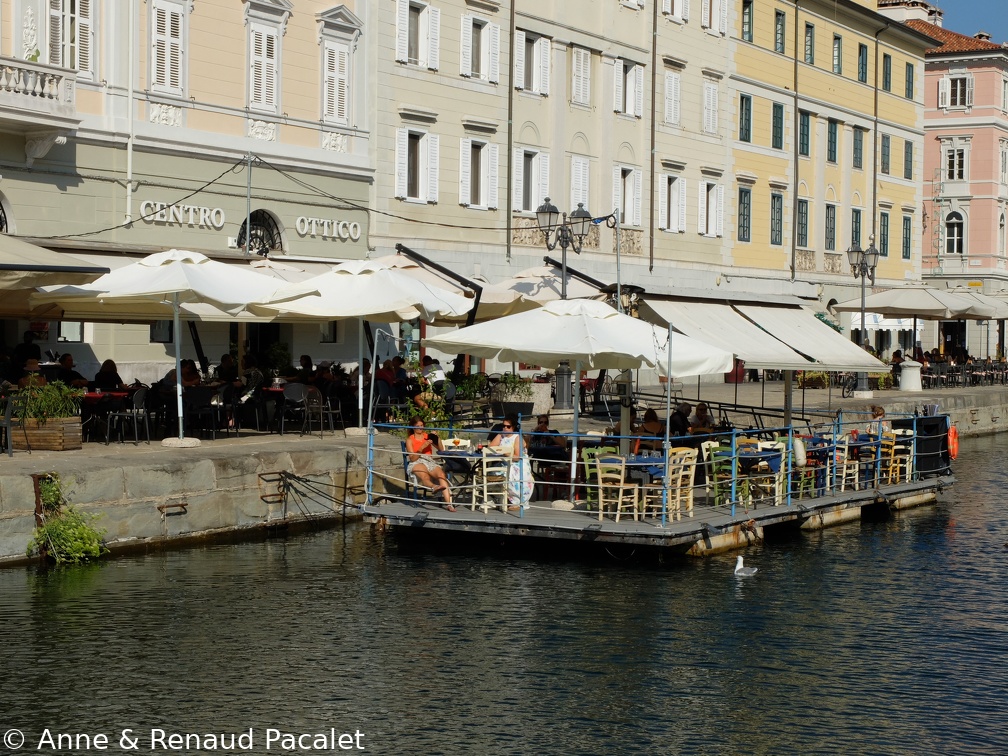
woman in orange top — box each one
[405,416,455,511]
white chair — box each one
[472,448,509,513]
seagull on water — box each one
[734,555,758,576]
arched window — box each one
[945,211,964,255]
[237,209,283,256]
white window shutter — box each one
[489,24,500,83]
[487,144,499,209]
[582,49,590,103]
[77,0,93,75]
[334,45,350,125]
[572,48,583,103]
[697,182,707,234]
[428,7,440,71]
[701,0,710,28]
[395,0,409,63]
[460,15,472,77]
[514,31,525,90]
[659,175,669,230]
[459,138,472,206]
[634,65,644,118]
[572,156,581,211]
[938,77,949,108]
[48,0,62,67]
[715,184,724,236]
[664,72,675,123]
[633,170,643,226]
[612,166,622,217]
[395,128,408,198]
[967,76,975,107]
[719,0,728,35]
[323,44,337,120]
[682,0,690,21]
[538,152,550,208]
[663,0,671,15]
[678,179,687,232]
[613,58,623,112]
[427,133,440,203]
[512,148,524,209]
[539,37,550,96]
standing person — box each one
[405,417,455,511]
[489,414,534,511]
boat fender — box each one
[793,436,807,468]
[948,424,959,460]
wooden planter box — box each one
[13,417,83,451]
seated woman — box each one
[635,408,665,452]
[405,416,455,511]
[890,350,905,388]
[489,413,534,511]
[94,359,127,391]
[866,405,892,436]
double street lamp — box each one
[535,198,592,300]
[847,234,880,393]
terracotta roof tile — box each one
[904,19,1005,54]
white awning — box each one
[639,299,814,370]
[736,304,887,371]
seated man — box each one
[529,414,568,461]
[54,353,89,388]
[688,402,713,433]
[890,349,905,388]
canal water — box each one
[3,434,1007,755]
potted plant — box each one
[14,379,85,451]
[490,372,534,419]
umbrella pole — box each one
[357,319,364,427]
[663,325,673,528]
[570,360,581,502]
[174,295,184,440]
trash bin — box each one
[554,363,573,410]
[898,359,922,392]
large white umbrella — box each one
[34,250,295,444]
[832,283,995,320]
[424,299,734,512]
[0,235,109,318]
[944,287,1008,320]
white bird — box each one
[734,555,758,576]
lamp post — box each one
[535,198,592,300]
[847,234,880,393]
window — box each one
[798,111,810,156]
[662,0,690,21]
[902,215,912,260]
[804,24,814,65]
[150,321,173,344]
[48,0,94,79]
[571,46,590,105]
[904,140,913,180]
[858,43,868,83]
[701,0,727,34]
[459,138,498,209]
[396,0,440,71]
[614,59,644,117]
[249,23,280,113]
[515,31,550,95]
[797,199,809,248]
[905,62,914,99]
[851,208,862,247]
[946,148,965,180]
[741,0,753,42]
[879,211,889,257]
[825,204,836,251]
[774,11,786,54]
[832,35,842,74]
[395,128,439,203]
[613,166,642,226]
[853,127,863,169]
[151,0,185,96]
[945,211,964,254]
[770,193,783,245]
[664,70,681,125]
[461,15,500,82]
[703,81,719,134]
[319,6,362,127]
[1003,79,1008,113]
[738,94,752,142]
[882,54,891,91]
[737,187,751,242]
[570,154,590,211]
[772,103,784,149]
[1001,142,1008,184]
[939,75,973,108]
[881,134,890,175]
[57,321,83,343]
[697,181,724,237]
[512,148,549,213]
[660,174,686,233]
[827,120,838,163]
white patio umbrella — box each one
[945,287,1008,320]
[0,235,109,318]
[34,250,296,445]
[424,299,734,513]
[832,283,995,320]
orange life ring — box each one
[948,424,959,460]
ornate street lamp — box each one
[847,234,880,393]
[535,198,591,300]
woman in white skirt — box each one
[490,414,534,511]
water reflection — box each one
[2,436,1008,754]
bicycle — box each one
[840,372,858,398]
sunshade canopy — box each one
[831,284,994,320]
[0,236,109,318]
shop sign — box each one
[295,216,362,242]
[139,201,226,230]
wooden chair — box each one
[595,454,639,522]
[643,446,697,520]
[580,445,616,508]
[880,431,899,485]
[893,429,915,483]
[708,444,737,507]
[834,437,860,492]
[746,441,786,507]
[472,448,510,513]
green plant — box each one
[388,393,451,434]
[492,372,533,401]
[17,380,83,426]
[453,373,488,400]
[27,474,107,565]
[261,341,292,376]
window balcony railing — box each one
[0,57,78,129]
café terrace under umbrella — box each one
[831,283,995,321]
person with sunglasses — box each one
[405,416,455,511]
[489,413,534,511]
